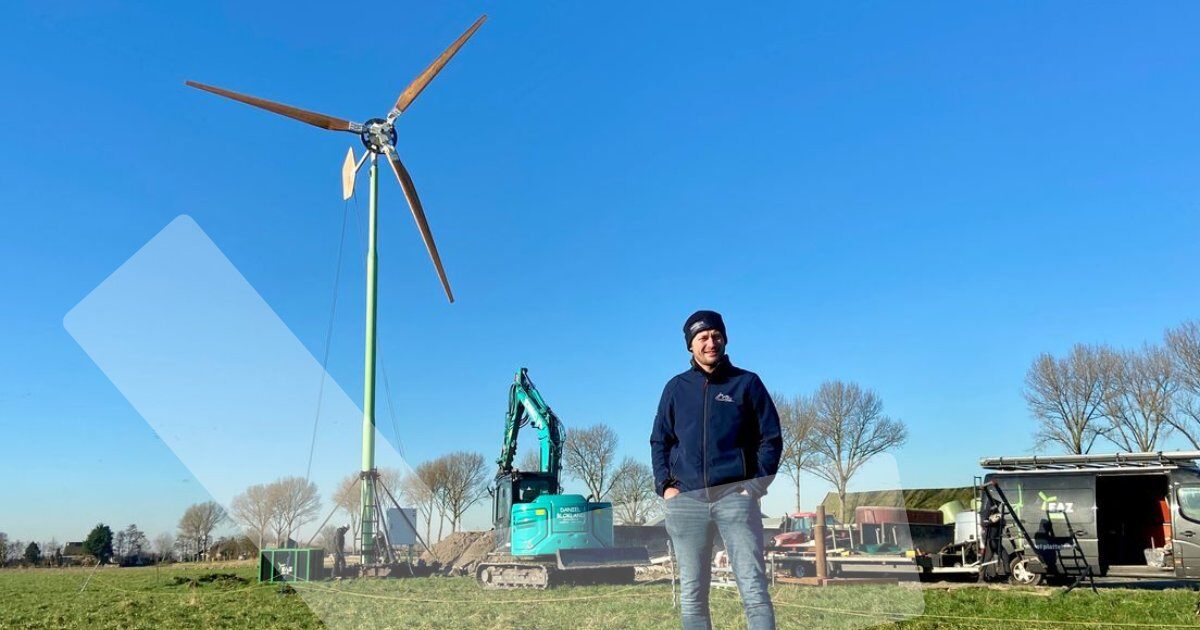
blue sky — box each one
[3,2,1200,543]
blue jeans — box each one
[665,490,775,630]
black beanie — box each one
[683,310,726,349]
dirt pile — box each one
[420,530,494,571]
[169,572,248,588]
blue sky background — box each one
[3,2,1200,543]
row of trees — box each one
[0,523,172,567]
[83,523,176,565]
[1025,320,1200,454]
[229,478,318,551]
[1,525,179,568]
[563,424,659,525]
[0,532,62,567]
[222,452,492,554]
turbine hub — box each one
[360,118,397,154]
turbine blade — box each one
[186,81,357,132]
[391,14,487,116]
[383,147,454,303]
[341,147,357,200]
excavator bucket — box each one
[556,546,650,570]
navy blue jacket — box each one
[650,357,782,501]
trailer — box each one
[979,451,1200,586]
[769,545,987,580]
[768,549,932,579]
[767,506,969,580]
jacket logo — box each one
[715,393,733,403]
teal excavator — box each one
[475,368,649,589]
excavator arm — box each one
[495,368,563,492]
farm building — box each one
[59,542,88,565]
[821,487,975,522]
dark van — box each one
[980,451,1200,584]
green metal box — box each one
[258,548,325,583]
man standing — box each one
[333,525,350,577]
[651,310,782,630]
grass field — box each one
[2,563,1199,629]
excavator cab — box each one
[491,471,557,547]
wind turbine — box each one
[187,14,486,567]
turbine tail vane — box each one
[341,147,369,200]
[341,148,357,200]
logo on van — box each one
[1039,491,1074,518]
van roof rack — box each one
[980,451,1200,472]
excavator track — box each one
[476,555,638,590]
[476,561,552,590]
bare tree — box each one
[425,458,453,542]
[331,470,410,544]
[1105,345,1177,452]
[375,465,409,528]
[42,539,60,567]
[114,529,128,560]
[153,532,175,562]
[439,452,488,533]
[775,392,818,513]
[331,474,361,550]
[1166,321,1200,448]
[327,470,402,548]
[804,381,907,521]
[267,477,321,546]
[517,447,541,472]
[401,461,446,544]
[6,539,24,564]
[610,457,660,525]
[178,501,226,561]
[230,483,275,550]
[1024,344,1117,454]
[563,423,623,500]
[120,524,147,560]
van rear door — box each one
[1174,483,1200,578]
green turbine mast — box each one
[186,15,487,566]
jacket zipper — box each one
[702,379,709,496]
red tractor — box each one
[769,512,844,551]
